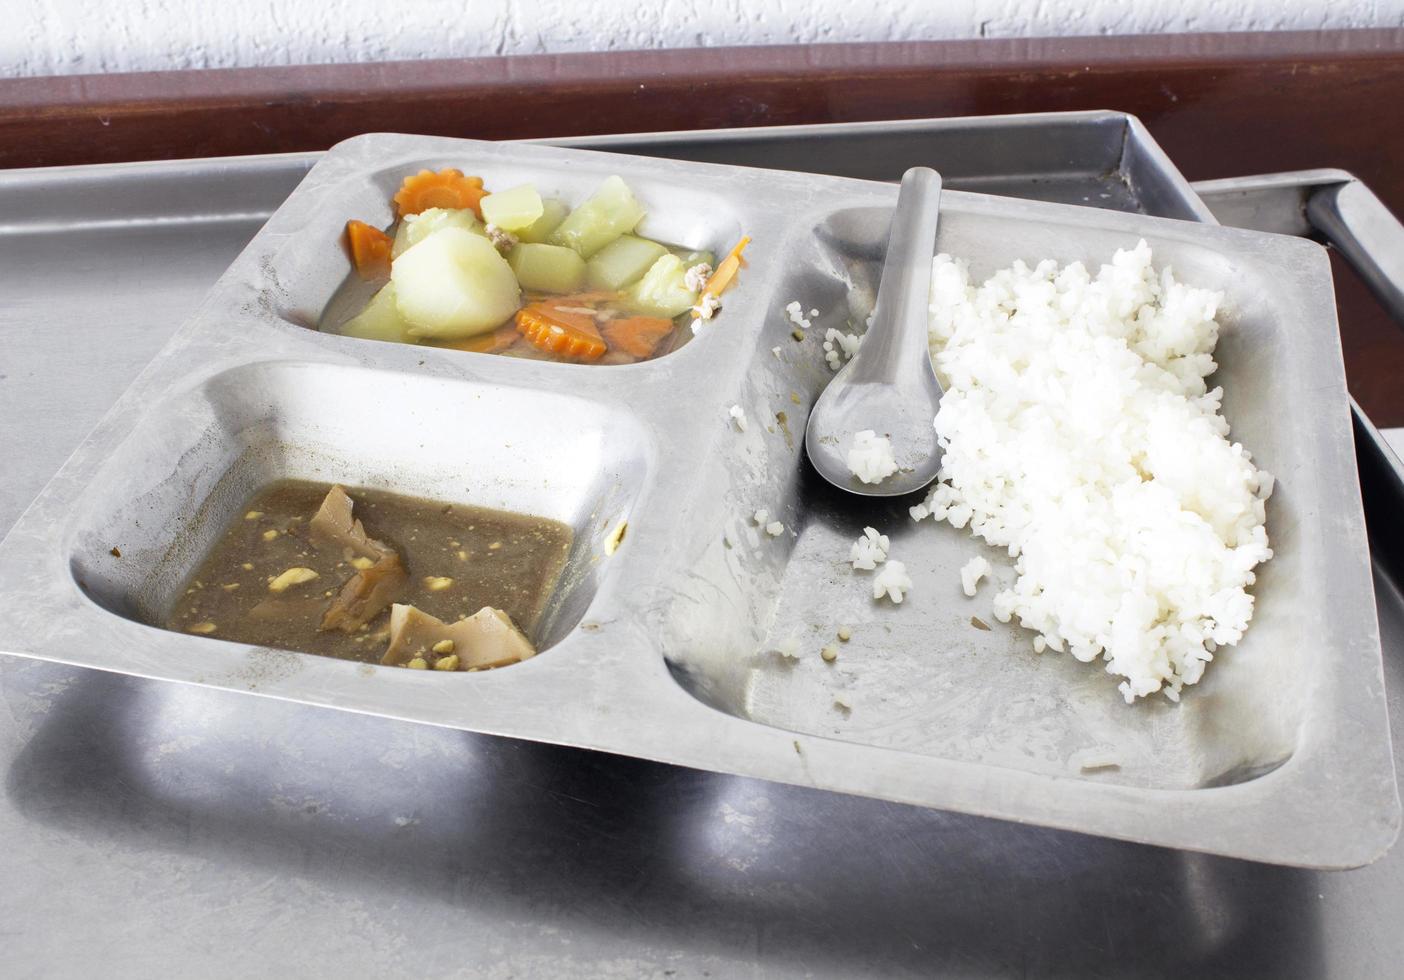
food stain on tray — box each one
[166,480,572,671]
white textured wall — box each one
[5,0,1403,78]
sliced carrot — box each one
[439,324,520,354]
[602,316,675,359]
[693,235,751,317]
[345,219,393,279]
[515,302,607,361]
[393,169,487,218]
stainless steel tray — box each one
[0,130,1392,869]
[4,112,1404,978]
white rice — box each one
[873,561,913,604]
[823,327,862,371]
[959,556,991,597]
[684,262,713,292]
[692,292,721,321]
[847,430,898,485]
[924,240,1273,703]
[765,521,785,537]
[728,405,748,432]
[775,634,801,661]
[785,300,813,330]
[849,526,890,570]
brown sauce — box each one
[166,480,573,663]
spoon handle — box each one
[848,167,943,385]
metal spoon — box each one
[804,167,945,497]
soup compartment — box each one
[68,358,652,659]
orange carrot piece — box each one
[393,169,488,218]
[602,316,675,359]
[439,325,520,354]
[345,219,393,279]
[515,302,607,361]
[693,235,751,317]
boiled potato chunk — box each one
[586,235,668,291]
[392,228,521,339]
[624,254,699,319]
[508,243,586,294]
[548,176,645,258]
[341,283,415,344]
[516,198,570,243]
[480,184,544,232]
[394,207,483,259]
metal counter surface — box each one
[2,147,1401,977]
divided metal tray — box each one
[0,130,1393,868]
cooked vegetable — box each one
[345,220,392,279]
[341,283,415,344]
[694,236,751,316]
[624,254,699,319]
[393,169,487,218]
[383,604,536,670]
[548,176,645,258]
[508,243,587,294]
[438,324,520,354]
[586,234,668,291]
[516,198,570,243]
[396,207,483,260]
[335,165,748,366]
[480,184,545,232]
[391,221,412,260]
[515,300,607,361]
[391,228,521,339]
[602,316,674,358]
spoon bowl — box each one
[804,167,945,497]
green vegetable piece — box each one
[516,198,570,243]
[585,235,668,291]
[341,283,415,344]
[508,243,587,294]
[480,184,545,232]
[624,254,699,319]
[392,227,521,339]
[548,176,646,258]
[396,207,483,259]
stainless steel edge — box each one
[1194,169,1404,323]
[543,110,1217,222]
[1307,180,1404,325]
[1193,171,1404,581]
[1191,169,1356,237]
[0,111,1211,233]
